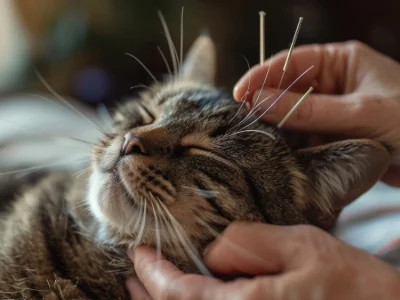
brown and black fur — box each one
[0,35,391,299]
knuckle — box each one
[224,221,249,235]
[344,40,375,58]
[294,224,323,241]
[353,94,385,118]
[239,279,279,300]
[344,40,368,53]
[292,225,338,259]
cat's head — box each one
[87,35,390,261]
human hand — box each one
[233,41,400,186]
[126,222,400,300]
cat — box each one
[0,35,391,299]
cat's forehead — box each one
[118,81,238,123]
[154,82,232,111]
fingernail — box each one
[233,84,249,102]
[233,85,240,100]
[252,89,278,114]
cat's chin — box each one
[87,169,142,234]
[86,168,218,257]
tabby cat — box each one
[0,35,390,299]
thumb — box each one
[250,88,370,134]
[203,222,315,276]
[381,165,400,187]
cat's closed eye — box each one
[180,134,211,151]
[179,146,209,157]
[113,101,155,130]
[137,102,155,124]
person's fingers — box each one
[246,87,397,138]
[126,277,152,300]
[381,165,400,187]
[233,42,358,102]
[132,246,222,300]
[249,88,354,132]
[204,222,316,276]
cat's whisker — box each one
[67,137,97,146]
[0,155,90,176]
[241,55,252,98]
[35,72,108,135]
[96,104,113,130]
[158,11,179,77]
[155,208,170,250]
[158,204,193,265]
[0,118,98,146]
[30,93,81,114]
[252,54,273,108]
[228,100,247,124]
[0,118,42,136]
[125,53,159,84]
[73,167,89,179]
[277,87,313,128]
[130,84,158,95]
[228,56,252,124]
[130,84,149,91]
[154,198,186,260]
[158,200,212,276]
[150,192,175,251]
[157,46,172,77]
[150,201,162,262]
[159,31,180,74]
[277,17,303,90]
[133,200,147,247]
[229,129,276,141]
[235,96,273,127]
[180,6,184,68]
[74,200,89,209]
[129,198,145,236]
[0,116,62,137]
[241,65,314,130]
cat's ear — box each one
[180,35,216,84]
[296,139,390,229]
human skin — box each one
[127,223,400,300]
[126,42,400,299]
[234,41,400,186]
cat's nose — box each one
[121,132,147,155]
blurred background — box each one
[1,0,400,108]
